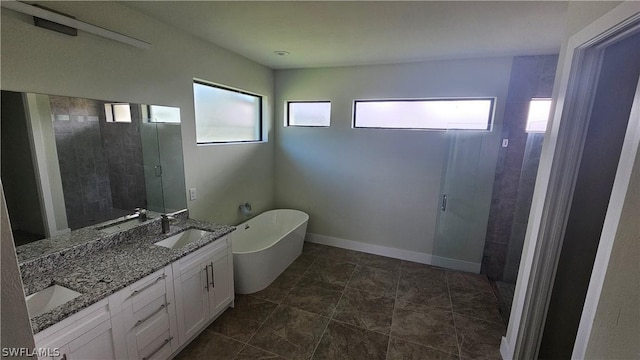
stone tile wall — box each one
[480,55,558,281]
[99,104,147,212]
[51,96,147,230]
[50,96,114,229]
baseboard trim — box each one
[500,336,512,359]
[306,233,481,273]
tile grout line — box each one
[308,258,358,360]
[447,272,464,360]
[237,253,321,358]
[384,260,403,359]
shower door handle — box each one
[441,194,447,211]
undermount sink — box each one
[26,285,82,319]
[153,229,208,250]
[97,218,141,234]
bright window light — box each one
[193,81,262,144]
[287,101,331,127]
[104,103,132,123]
[148,105,180,124]
[526,98,552,133]
[353,98,494,130]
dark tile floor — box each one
[175,242,505,360]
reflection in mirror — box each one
[0,91,187,246]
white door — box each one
[66,319,116,360]
[210,252,232,315]
[174,261,209,344]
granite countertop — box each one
[19,215,235,334]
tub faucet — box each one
[161,214,175,234]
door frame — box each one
[501,2,640,359]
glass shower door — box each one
[432,132,494,273]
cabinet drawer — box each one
[111,268,169,313]
[129,271,168,305]
[35,299,111,350]
[138,329,172,360]
[133,310,170,353]
[66,319,115,358]
[129,294,170,330]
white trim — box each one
[572,75,640,358]
[306,233,481,273]
[306,233,431,264]
[501,336,512,360]
[24,93,69,237]
[504,2,640,359]
[0,1,151,49]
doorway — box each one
[0,91,46,245]
[538,29,640,360]
[504,6,640,358]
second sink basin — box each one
[154,229,208,250]
[26,285,82,319]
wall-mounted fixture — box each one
[239,203,252,217]
[1,1,151,49]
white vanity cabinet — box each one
[32,233,234,360]
[110,266,178,360]
[33,299,117,360]
[172,235,233,346]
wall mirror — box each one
[1,90,187,246]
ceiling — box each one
[123,1,569,70]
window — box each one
[104,103,132,123]
[287,101,331,127]
[353,98,495,130]
[526,98,552,133]
[193,81,262,143]
[147,105,180,124]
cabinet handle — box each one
[204,266,210,292]
[129,274,167,298]
[133,302,170,328]
[209,262,215,288]
[142,337,173,360]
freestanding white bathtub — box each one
[232,209,309,294]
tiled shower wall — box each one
[481,55,559,281]
[51,96,147,229]
[99,105,147,212]
[50,96,114,229]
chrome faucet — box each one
[126,208,147,222]
[161,214,175,234]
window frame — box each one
[285,100,332,127]
[193,79,264,145]
[352,97,496,131]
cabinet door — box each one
[210,252,233,315]
[66,319,116,360]
[173,261,209,345]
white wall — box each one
[274,58,512,259]
[0,2,275,226]
[584,146,640,359]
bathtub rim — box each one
[232,208,309,255]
